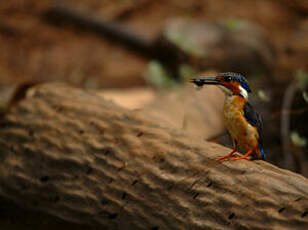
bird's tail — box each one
[258,144,265,160]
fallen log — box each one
[0,83,307,230]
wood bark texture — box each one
[0,84,307,230]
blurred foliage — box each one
[145,61,196,89]
[303,91,308,104]
[179,64,196,81]
[83,77,100,90]
[219,18,247,31]
[291,131,307,147]
[295,70,308,104]
[145,61,177,88]
[164,25,205,57]
[295,70,308,90]
[257,89,271,102]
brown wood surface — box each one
[0,83,307,230]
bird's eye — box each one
[225,76,232,82]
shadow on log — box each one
[0,84,307,230]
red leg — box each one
[217,145,237,161]
[232,150,253,161]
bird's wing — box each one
[243,102,263,145]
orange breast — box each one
[223,96,259,152]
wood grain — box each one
[0,83,307,230]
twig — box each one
[270,106,308,118]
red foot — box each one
[232,156,250,161]
[216,148,237,161]
[231,150,253,161]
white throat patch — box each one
[239,86,248,99]
[218,85,248,99]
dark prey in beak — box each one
[189,77,220,87]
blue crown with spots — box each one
[219,72,251,93]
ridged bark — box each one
[0,84,307,230]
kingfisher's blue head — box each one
[190,72,251,99]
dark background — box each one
[0,0,307,176]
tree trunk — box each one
[0,83,307,230]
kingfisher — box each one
[190,72,265,161]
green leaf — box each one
[220,18,247,31]
[257,90,270,102]
[302,91,308,104]
[164,26,204,57]
[179,64,196,81]
[290,131,307,147]
[145,61,177,88]
[295,70,308,90]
